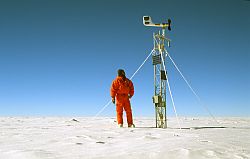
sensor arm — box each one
[143,16,171,31]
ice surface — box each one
[0,117,249,159]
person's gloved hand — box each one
[112,98,115,104]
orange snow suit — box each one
[110,76,134,125]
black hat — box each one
[117,69,125,77]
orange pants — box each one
[116,94,133,125]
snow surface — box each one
[0,117,249,159]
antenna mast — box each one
[143,16,171,128]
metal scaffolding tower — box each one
[143,16,171,128]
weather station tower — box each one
[143,16,172,128]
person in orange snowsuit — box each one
[110,69,135,128]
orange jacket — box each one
[110,76,134,98]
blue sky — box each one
[0,0,249,117]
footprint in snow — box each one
[96,141,105,144]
